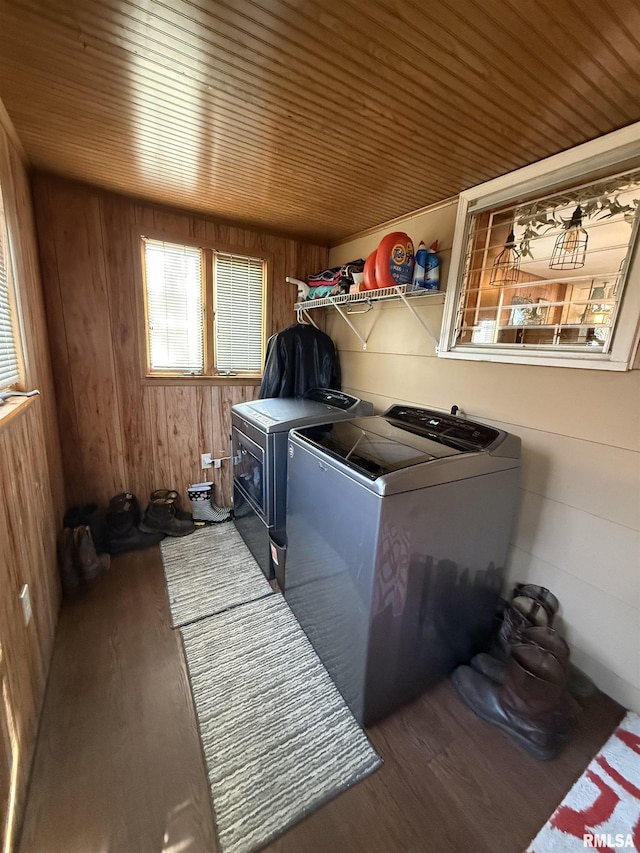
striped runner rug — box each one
[526,711,640,852]
[160,524,272,627]
[181,593,382,853]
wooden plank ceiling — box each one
[1,0,640,243]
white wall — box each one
[327,201,640,712]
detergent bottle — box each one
[423,241,440,291]
[375,231,414,288]
[411,241,427,290]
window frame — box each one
[439,123,640,371]
[138,230,270,383]
[0,181,25,393]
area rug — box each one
[181,593,382,853]
[526,711,640,852]
[160,524,272,627]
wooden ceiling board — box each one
[3,3,511,178]
[1,0,639,243]
[0,22,470,205]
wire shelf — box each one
[294,285,444,350]
[294,284,442,311]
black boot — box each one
[105,493,165,554]
[140,498,196,537]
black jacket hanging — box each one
[259,322,341,399]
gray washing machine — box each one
[284,405,521,725]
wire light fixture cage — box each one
[550,205,588,269]
[490,229,521,286]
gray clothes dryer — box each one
[284,405,521,725]
[231,389,373,585]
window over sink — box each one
[439,125,640,370]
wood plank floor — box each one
[19,547,624,853]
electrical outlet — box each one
[214,458,222,469]
[20,584,32,626]
[201,453,212,469]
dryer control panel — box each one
[384,405,500,451]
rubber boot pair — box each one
[188,482,232,524]
[451,632,581,761]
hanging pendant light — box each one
[550,205,588,270]
[490,229,521,286]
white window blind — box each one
[0,194,20,391]
[214,252,264,372]
[143,239,204,374]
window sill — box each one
[0,395,36,433]
[141,375,262,387]
[437,347,632,371]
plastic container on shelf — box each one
[363,250,378,290]
[423,241,441,291]
[411,241,428,290]
[375,231,415,288]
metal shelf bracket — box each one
[392,286,440,349]
[329,296,370,349]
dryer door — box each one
[232,427,269,523]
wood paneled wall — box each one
[32,174,329,508]
[0,117,64,850]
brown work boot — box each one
[474,625,594,698]
[451,642,580,761]
[140,498,196,537]
[150,489,193,522]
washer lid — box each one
[294,417,463,480]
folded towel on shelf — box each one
[305,284,342,300]
[303,259,366,299]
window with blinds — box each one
[214,253,264,373]
[0,187,21,391]
[142,238,265,377]
[143,239,205,374]
[441,156,640,370]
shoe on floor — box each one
[188,482,232,524]
[105,492,165,553]
[150,488,193,521]
[140,498,196,537]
